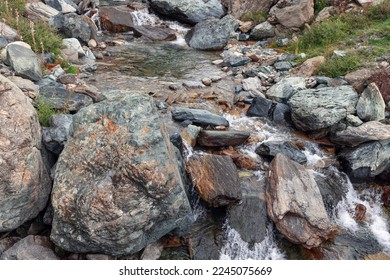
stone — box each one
[86,254,114,260]
[181,125,202,147]
[356,0,385,7]
[88,39,97,48]
[294,56,326,77]
[356,83,385,121]
[0,75,51,232]
[266,77,306,103]
[271,102,292,125]
[187,154,242,207]
[0,237,20,256]
[221,0,277,19]
[0,36,8,48]
[346,114,363,127]
[246,96,273,118]
[39,80,93,112]
[51,92,192,255]
[215,148,259,170]
[99,5,134,33]
[172,108,229,127]
[223,56,252,67]
[6,42,42,82]
[250,21,275,40]
[133,26,177,41]
[255,141,307,164]
[269,0,314,29]
[345,68,378,93]
[288,86,358,131]
[44,0,77,13]
[0,23,20,42]
[183,81,206,89]
[273,61,293,71]
[338,139,390,181]
[60,47,79,63]
[141,242,164,260]
[150,0,225,25]
[354,204,367,222]
[25,2,60,22]
[62,38,85,57]
[242,77,262,96]
[331,121,390,147]
[197,130,250,147]
[7,76,39,99]
[0,236,58,260]
[266,154,336,249]
[185,15,239,51]
[238,21,254,33]
[42,114,73,154]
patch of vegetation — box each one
[318,53,363,78]
[0,0,63,53]
[35,98,55,127]
[241,11,268,23]
[314,0,329,15]
[67,66,79,74]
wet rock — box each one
[294,56,326,77]
[250,21,275,40]
[338,139,390,181]
[345,68,378,93]
[1,236,58,260]
[356,83,385,121]
[364,252,390,260]
[6,42,42,82]
[51,92,192,255]
[271,103,291,125]
[246,96,273,118]
[354,204,367,222]
[44,0,77,13]
[99,5,134,33]
[215,148,259,170]
[266,77,306,103]
[133,26,177,41]
[42,114,73,154]
[269,0,314,29]
[150,0,225,25]
[185,15,238,51]
[288,86,358,131]
[172,108,229,127]
[266,154,336,249]
[197,130,250,147]
[39,80,93,112]
[255,141,307,164]
[382,188,390,208]
[181,125,202,147]
[227,174,268,245]
[331,121,390,147]
[187,154,242,207]
[0,75,51,232]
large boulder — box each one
[221,0,277,19]
[266,77,306,103]
[172,107,229,127]
[99,5,134,33]
[51,92,192,255]
[356,83,385,121]
[269,0,314,29]
[185,15,239,50]
[338,140,390,181]
[288,86,358,131]
[6,42,42,82]
[0,75,51,232]
[0,236,58,260]
[150,0,226,25]
[266,154,337,249]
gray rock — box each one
[0,23,20,42]
[266,77,306,103]
[338,139,390,180]
[197,130,250,147]
[346,115,363,127]
[250,21,275,40]
[356,83,385,121]
[51,92,192,255]
[181,125,202,147]
[331,121,390,147]
[141,242,164,260]
[183,81,206,89]
[62,38,85,57]
[221,0,277,19]
[44,0,77,13]
[185,15,239,50]
[187,154,242,207]
[288,86,358,131]
[39,80,93,112]
[256,140,307,164]
[0,75,51,232]
[223,56,252,67]
[150,0,225,25]
[172,108,229,127]
[0,237,20,256]
[242,77,262,96]
[266,154,336,249]
[6,42,42,82]
[0,36,8,48]
[42,114,73,154]
[246,96,273,118]
[273,61,292,71]
[271,103,291,125]
[1,236,58,260]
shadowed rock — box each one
[172,108,229,127]
[197,130,250,147]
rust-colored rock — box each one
[187,154,242,207]
[294,56,326,77]
[99,6,134,33]
[266,154,337,249]
[354,204,367,222]
[197,130,250,147]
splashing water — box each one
[219,224,285,260]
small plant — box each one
[67,66,79,74]
[241,11,267,23]
[314,0,329,15]
[318,53,362,77]
[36,98,55,127]
[366,0,390,21]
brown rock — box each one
[345,68,379,93]
[133,25,177,41]
[269,0,314,29]
[197,130,250,147]
[222,0,277,19]
[294,56,326,77]
[1,236,58,260]
[364,252,390,260]
[181,125,202,147]
[238,20,255,33]
[382,188,390,208]
[354,204,367,222]
[187,154,242,207]
[99,5,134,33]
[25,2,59,22]
[215,147,260,170]
[266,154,337,249]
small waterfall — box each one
[219,224,285,260]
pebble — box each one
[88,39,97,48]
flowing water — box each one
[94,8,390,260]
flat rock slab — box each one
[172,108,229,127]
[197,130,250,147]
[187,154,242,207]
[255,140,307,164]
[266,154,336,249]
[356,83,385,121]
[331,121,390,146]
[51,92,192,255]
[133,25,177,41]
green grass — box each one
[0,0,63,53]
[314,0,329,15]
[318,53,363,77]
[36,98,56,127]
[66,66,79,74]
[241,11,268,23]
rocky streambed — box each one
[1,1,390,260]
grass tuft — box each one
[35,98,56,127]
